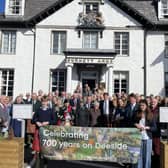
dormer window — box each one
[159,0,168,19]
[85,3,99,14]
[5,0,25,16]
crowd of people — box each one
[0,83,167,168]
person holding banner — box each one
[134,99,156,168]
[32,96,55,153]
[10,96,24,137]
[150,98,160,168]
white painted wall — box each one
[0,0,166,97]
[32,0,145,95]
[38,0,141,27]
[146,32,165,96]
[0,29,34,98]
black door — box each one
[82,79,96,93]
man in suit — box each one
[24,92,32,104]
[60,91,66,104]
[70,93,80,125]
[85,96,94,110]
[99,92,114,127]
[48,92,54,109]
[32,93,41,114]
[125,93,139,127]
[70,93,80,109]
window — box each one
[83,31,98,49]
[1,31,16,54]
[113,71,129,94]
[50,70,66,93]
[0,69,14,96]
[8,0,22,15]
[165,34,168,57]
[165,72,168,96]
[160,0,168,18]
[85,3,99,14]
[52,31,66,55]
[114,32,129,56]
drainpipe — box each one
[144,29,147,97]
[30,28,36,93]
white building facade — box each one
[0,0,168,98]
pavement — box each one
[47,160,124,168]
[24,146,125,168]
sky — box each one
[0,0,5,14]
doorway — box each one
[82,79,96,92]
[81,71,98,93]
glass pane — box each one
[84,32,90,48]
[115,50,120,54]
[122,45,128,49]
[11,32,16,53]
[91,32,98,49]
[53,32,59,53]
[122,50,128,55]
[92,3,99,13]
[85,3,91,14]
[60,32,66,54]
[121,89,127,93]
[51,70,66,93]
[114,89,119,93]
[2,32,9,53]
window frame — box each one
[6,0,24,16]
[82,31,98,49]
[165,72,168,96]
[1,30,17,55]
[0,69,15,96]
[113,71,129,94]
[114,32,129,57]
[84,2,99,14]
[160,0,168,18]
[50,69,66,94]
[51,31,67,55]
[165,34,168,58]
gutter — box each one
[144,29,147,97]
[30,28,36,93]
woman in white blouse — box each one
[134,99,156,168]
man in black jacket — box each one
[125,93,139,127]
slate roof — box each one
[0,0,167,28]
[123,0,168,25]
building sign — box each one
[66,57,113,64]
[160,107,168,123]
[13,104,33,119]
[39,126,141,163]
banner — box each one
[39,126,141,164]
